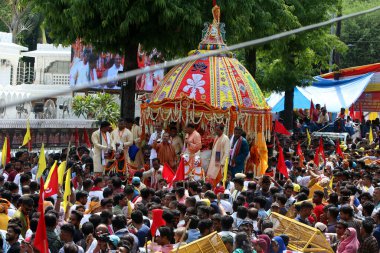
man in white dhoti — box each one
[91,121,113,175]
[207,125,230,187]
[111,119,133,163]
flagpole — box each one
[176,220,191,253]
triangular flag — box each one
[1,137,11,168]
[314,146,320,167]
[309,99,315,121]
[34,178,49,253]
[58,161,67,186]
[83,129,91,148]
[306,128,311,147]
[336,140,344,159]
[257,132,268,176]
[44,163,59,198]
[44,161,57,187]
[63,168,72,212]
[173,157,185,183]
[222,157,229,188]
[277,145,289,178]
[369,126,374,143]
[329,176,334,189]
[36,144,47,179]
[162,163,175,183]
[22,119,32,149]
[150,209,166,236]
[296,142,304,167]
[274,120,291,136]
[74,129,80,147]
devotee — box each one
[152,132,177,169]
[183,123,202,170]
[148,121,165,165]
[131,117,144,168]
[169,126,184,162]
[111,118,133,162]
[229,127,249,177]
[207,124,230,187]
[91,121,113,175]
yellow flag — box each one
[329,176,334,189]
[63,168,72,212]
[369,126,373,143]
[257,132,268,176]
[22,119,31,147]
[36,144,46,179]
[306,128,311,146]
[58,161,67,186]
[222,157,229,188]
[1,137,8,168]
[44,160,57,188]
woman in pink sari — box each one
[337,227,360,253]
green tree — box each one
[339,0,380,68]
[72,93,120,124]
[256,0,346,129]
[31,0,273,119]
[0,0,42,44]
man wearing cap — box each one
[111,118,133,163]
[91,121,113,175]
[207,124,230,187]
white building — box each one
[0,33,96,151]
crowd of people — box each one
[0,113,379,253]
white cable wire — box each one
[4,5,380,108]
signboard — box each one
[136,44,164,92]
[70,39,124,90]
[354,92,380,112]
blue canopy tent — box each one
[267,73,374,113]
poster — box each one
[70,39,124,90]
[136,44,164,92]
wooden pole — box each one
[175,220,191,253]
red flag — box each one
[44,165,59,198]
[173,157,185,182]
[336,140,344,159]
[74,129,79,147]
[162,163,175,183]
[296,142,304,167]
[34,178,49,253]
[274,120,291,136]
[349,104,355,119]
[359,102,363,122]
[318,137,325,162]
[309,99,315,120]
[150,209,166,236]
[277,145,289,178]
[83,129,91,148]
[314,146,320,166]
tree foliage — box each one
[0,0,42,43]
[339,0,380,68]
[72,93,120,124]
